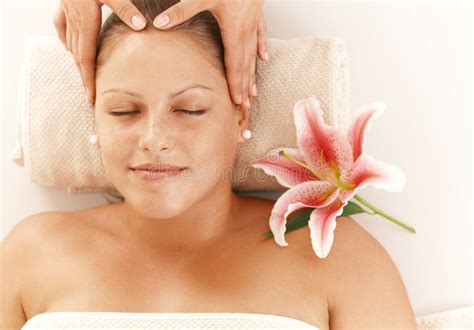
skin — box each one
[53,0,267,108]
[94,29,252,252]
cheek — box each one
[96,122,135,168]
[96,117,134,145]
[191,118,239,166]
[100,132,130,158]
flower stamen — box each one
[279,150,355,190]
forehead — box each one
[96,31,223,95]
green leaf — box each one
[341,200,367,216]
[261,200,368,238]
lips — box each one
[132,167,186,181]
[131,164,185,171]
[133,168,182,173]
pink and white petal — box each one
[307,198,345,258]
[268,181,340,246]
[293,96,353,178]
[344,154,407,192]
[251,147,320,188]
[346,102,387,162]
[339,187,358,204]
[269,201,307,247]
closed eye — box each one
[176,109,206,116]
[109,110,206,116]
[110,111,138,116]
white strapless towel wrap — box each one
[20,306,474,330]
[21,312,319,329]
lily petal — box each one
[347,102,387,162]
[308,197,345,258]
[294,96,353,180]
[252,147,320,188]
[342,154,407,194]
[269,181,340,246]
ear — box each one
[235,104,251,144]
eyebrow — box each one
[101,84,214,99]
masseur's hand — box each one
[152,0,268,109]
[54,0,268,108]
[53,0,148,104]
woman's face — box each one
[94,31,249,219]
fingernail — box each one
[245,97,251,108]
[132,15,146,29]
[252,84,257,96]
[264,51,270,61]
[154,14,169,28]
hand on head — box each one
[53,0,268,108]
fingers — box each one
[248,39,257,99]
[240,36,251,110]
[69,17,83,85]
[69,13,78,60]
[53,5,67,48]
[103,0,146,30]
[240,26,256,110]
[59,0,149,105]
[77,22,101,104]
[66,19,72,51]
[222,31,244,105]
[242,23,259,110]
[60,1,102,104]
[242,13,268,106]
[152,0,205,29]
[257,14,268,62]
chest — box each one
[23,223,329,328]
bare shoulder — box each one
[2,210,81,260]
[2,209,92,255]
[3,211,68,244]
[321,216,418,329]
[2,211,68,268]
[2,210,75,273]
[1,211,69,328]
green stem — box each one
[275,150,415,234]
[353,194,416,233]
[357,203,376,215]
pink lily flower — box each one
[251,96,407,258]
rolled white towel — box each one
[10,35,352,194]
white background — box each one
[1,0,472,317]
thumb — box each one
[104,0,147,30]
[153,1,204,29]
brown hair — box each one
[95,0,226,78]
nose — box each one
[137,115,174,153]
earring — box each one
[89,133,98,145]
[241,129,252,140]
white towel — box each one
[415,305,474,329]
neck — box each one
[117,184,243,253]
